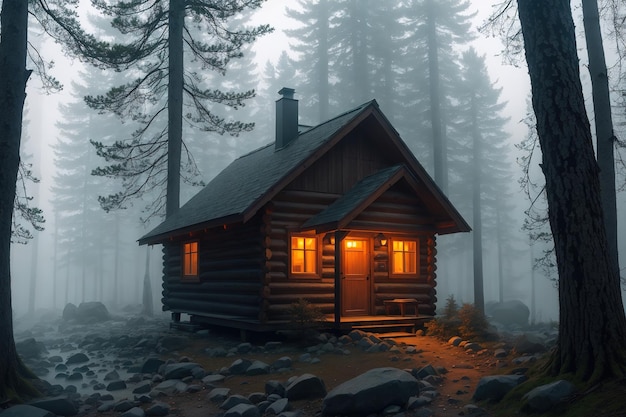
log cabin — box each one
[139,88,470,334]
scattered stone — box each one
[286,374,326,400]
[220,394,252,410]
[514,334,547,355]
[162,362,202,380]
[133,382,152,394]
[229,359,253,375]
[266,397,290,414]
[322,367,418,416]
[120,407,145,417]
[141,358,165,374]
[76,301,111,324]
[104,370,120,381]
[113,400,136,412]
[246,360,270,376]
[202,374,226,385]
[106,380,127,391]
[16,338,47,359]
[265,380,285,397]
[153,379,188,395]
[66,353,89,365]
[208,387,231,403]
[522,380,576,412]
[158,335,189,351]
[145,402,170,416]
[223,403,260,417]
[272,356,292,370]
[473,374,528,402]
[27,397,78,416]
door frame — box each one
[340,235,373,316]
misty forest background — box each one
[10,0,626,324]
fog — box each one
[9,0,626,324]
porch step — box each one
[352,323,415,334]
[170,320,203,333]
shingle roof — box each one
[139,101,375,244]
[302,164,404,231]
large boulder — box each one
[513,333,548,355]
[522,380,576,412]
[162,362,202,380]
[285,374,326,400]
[75,302,110,324]
[473,375,528,402]
[321,367,418,416]
[486,300,529,327]
[16,338,47,359]
[28,397,78,416]
[62,303,78,321]
[0,405,56,417]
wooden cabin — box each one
[139,88,470,334]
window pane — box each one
[291,236,317,274]
[183,242,199,277]
[305,250,316,272]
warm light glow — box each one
[183,241,199,277]
[291,236,317,274]
[392,240,417,274]
[345,240,363,249]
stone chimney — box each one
[275,87,298,150]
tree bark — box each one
[426,0,447,193]
[0,0,38,401]
[166,0,184,218]
[581,0,620,280]
[518,0,626,382]
[471,97,484,313]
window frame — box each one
[289,233,321,279]
[181,240,200,282]
[389,238,419,278]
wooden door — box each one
[341,238,370,316]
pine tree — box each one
[84,0,272,220]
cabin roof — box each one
[139,100,469,245]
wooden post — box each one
[333,231,348,326]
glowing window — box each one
[291,236,317,274]
[392,240,417,274]
[182,241,199,279]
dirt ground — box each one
[88,332,497,417]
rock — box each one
[247,392,266,404]
[514,334,547,354]
[65,353,89,365]
[145,402,170,416]
[246,360,270,376]
[266,398,290,414]
[220,394,252,410]
[522,380,576,412]
[202,374,226,384]
[208,387,231,403]
[321,367,418,416]
[76,301,110,324]
[114,400,135,412]
[120,407,145,417]
[236,342,253,354]
[272,356,292,370]
[486,300,529,327]
[229,358,252,375]
[415,364,438,379]
[104,370,120,381]
[16,338,47,359]
[0,404,56,417]
[62,303,78,321]
[133,382,152,394]
[28,397,78,416]
[472,374,528,401]
[141,358,165,374]
[162,362,202,380]
[286,374,326,400]
[223,403,260,417]
[107,380,127,391]
[153,379,188,395]
[265,380,286,397]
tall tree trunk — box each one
[0,0,38,401]
[167,0,184,218]
[350,0,368,104]
[471,97,484,313]
[518,0,626,383]
[426,0,447,193]
[141,247,153,316]
[317,0,329,122]
[497,208,504,303]
[581,0,620,279]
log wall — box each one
[161,216,267,321]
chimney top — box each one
[278,87,295,100]
[275,87,298,150]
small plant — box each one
[457,303,489,339]
[288,298,326,341]
[425,296,489,341]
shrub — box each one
[425,297,489,341]
[288,298,326,331]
